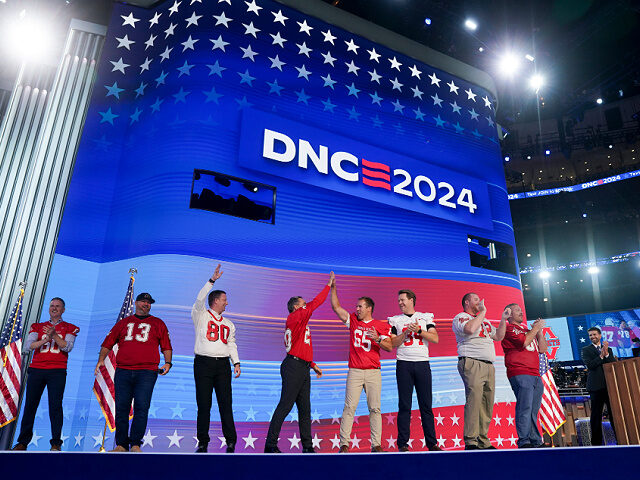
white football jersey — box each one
[388,312,436,361]
[452,311,496,362]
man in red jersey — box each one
[12,298,79,451]
[501,304,547,448]
[330,278,392,453]
[95,292,172,452]
[264,272,334,453]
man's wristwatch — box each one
[234,362,241,367]
[417,328,423,334]
[165,362,173,366]
[208,278,215,284]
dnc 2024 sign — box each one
[239,110,492,229]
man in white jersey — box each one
[387,290,441,452]
[192,264,241,453]
[452,292,507,450]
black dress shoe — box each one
[464,444,479,450]
[302,447,316,453]
[264,445,282,453]
[195,443,208,453]
[428,445,443,451]
[398,445,409,452]
[519,444,533,448]
[226,442,236,453]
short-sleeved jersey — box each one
[102,314,172,370]
[346,313,390,369]
[600,326,617,345]
[615,327,632,348]
[388,312,436,361]
[29,321,79,369]
[501,323,540,378]
[452,312,497,363]
[285,285,329,366]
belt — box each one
[195,354,229,361]
[287,354,311,366]
[459,356,493,365]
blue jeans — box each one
[508,375,543,447]
[114,368,158,449]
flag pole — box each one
[96,268,137,452]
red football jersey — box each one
[102,315,172,370]
[29,321,79,370]
[285,285,329,367]
[347,313,390,369]
[501,323,540,378]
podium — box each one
[604,357,640,444]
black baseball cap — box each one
[136,293,155,304]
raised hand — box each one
[478,299,486,312]
[211,264,223,282]
[502,307,511,321]
[328,271,335,287]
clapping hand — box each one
[478,299,486,313]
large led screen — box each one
[22,0,526,452]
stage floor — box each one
[3,445,639,480]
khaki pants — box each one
[457,357,495,448]
[339,368,382,448]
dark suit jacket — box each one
[581,343,617,391]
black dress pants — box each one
[265,355,312,449]
[194,355,236,446]
[590,388,614,446]
[396,360,437,449]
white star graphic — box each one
[115,34,135,50]
[272,10,288,25]
[331,410,340,424]
[330,434,340,449]
[450,101,462,114]
[74,433,84,447]
[142,429,157,447]
[171,403,186,419]
[245,0,262,15]
[386,436,397,449]
[506,415,515,426]
[214,12,232,27]
[437,435,447,448]
[295,64,311,80]
[411,86,424,99]
[580,338,586,343]
[271,32,287,48]
[507,435,518,446]
[244,405,257,421]
[368,69,381,83]
[297,19,313,35]
[345,38,360,53]
[450,413,460,425]
[465,88,477,101]
[210,35,229,51]
[578,325,584,331]
[243,21,261,38]
[452,435,462,448]
[121,13,140,28]
[164,23,176,38]
[312,433,323,448]
[431,93,443,107]
[160,46,173,62]
[218,436,227,447]
[269,55,285,70]
[435,413,445,425]
[350,435,361,449]
[110,57,129,74]
[92,432,104,447]
[149,12,161,27]
[167,430,183,448]
[447,80,459,94]
[288,433,301,450]
[367,47,381,62]
[483,95,492,108]
[168,0,181,16]
[390,77,403,91]
[322,29,337,44]
[297,42,312,57]
[144,34,156,50]
[469,108,479,120]
[322,51,336,66]
[312,409,321,423]
[389,56,402,70]
[185,11,202,27]
[181,35,198,51]
[345,60,360,75]
[428,72,441,86]
[494,415,502,425]
[321,73,336,89]
[241,44,259,62]
[243,431,258,449]
[495,434,504,447]
[139,57,152,73]
[409,64,422,78]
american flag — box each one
[0,286,25,427]
[538,352,565,436]
[93,275,135,431]
[93,0,497,149]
